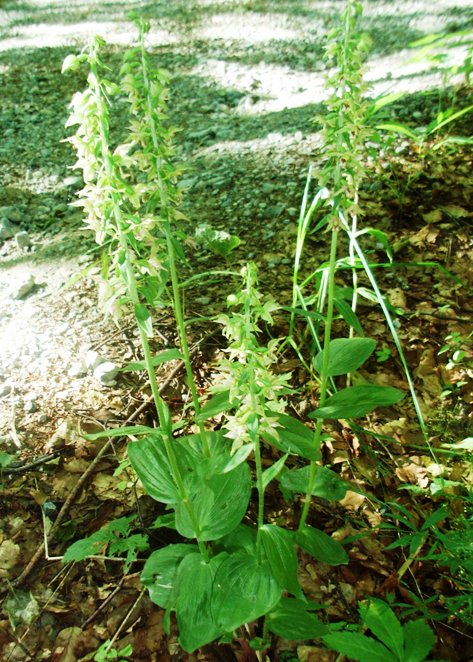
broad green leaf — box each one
[63,537,105,562]
[266,598,327,640]
[360,599,404,659]
[323,632,398,662]
[279,465,347,502]
[309,385,404,419]
[175,552,227,652]
[196,390,231,422]
[181,430,233,476]
[296,526,348,565]
[260,525,303,598]
[141,544,198,609]
[313,338,376,376]
[262,453,288,490]
[134,303,153,337]
[121,348,182,372]
[376,122,418,140]
[83,425,154,440]
[270,414,321,461]
[175,462,251,541]
[402,620,436,662]
[128,433,190,504]
[211,552,282,631]
[334,297,364,336]
[217,524,257,555]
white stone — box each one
[68,361,86,378]
[93,361,119,385]
[85,350,106,371]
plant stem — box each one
[298,228,339,530]
[242,266,265,556]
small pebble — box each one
[94,361,119,386]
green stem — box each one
[298,229,339,530]
[242,266,265,556]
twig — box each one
[81,576,125,628]
[3,450,63,475]
[2,625,34,661]
[105,587,146,653]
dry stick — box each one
[1,625,34,661]
[81,576,126,628]
[105,587,146,653]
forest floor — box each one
[0,0,473,660]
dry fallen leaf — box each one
[422,209,443,224]
[51,627,83,662]
[396,462,429,487]
[0,539,20,575]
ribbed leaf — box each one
[360,599,404,659]
[279,465,347,502]
[175,552,228,652]
[402,620,436,662]
[175,462,251,541]
[141,544,198,609]
[260,525,303,598]
[309,385,404,419]
[313,338,376,376]
[211,552,282,631]
[266,598,327,640]
[296,526,348,565]
[128,433,192,504]
[323,632,398,662]
[270,414,321,461]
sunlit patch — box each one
[194,12,303,43]
[0,20,177,52]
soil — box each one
[0,1,473,660]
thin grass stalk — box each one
[338,211,433,453]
